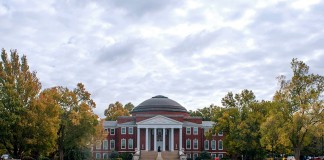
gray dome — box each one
[131,95,188,113]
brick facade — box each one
[92,96,226,159]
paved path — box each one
[156,152,163,160]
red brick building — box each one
[93,95,225,159]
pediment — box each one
[137,115,182,125]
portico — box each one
[136,115,183,151]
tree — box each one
[124,102,134,113]
[211,90,267,159]
[0,49,42,158]
[273,58,324,160]
[47,83,99,160]
[197,151,211,160]
[104,101,130,120]
[26,89,61,159]
[260,101,290,158]
[189,110,203,117]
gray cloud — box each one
[1,0,323,117]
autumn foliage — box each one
[0,49,99,159]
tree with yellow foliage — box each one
[104,101,131,120]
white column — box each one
[145,128,148,151]
[171,128,174,151]
[168,128,171,151]
[137,127,140,150]
[154,128,157,151]
[162,128,166,151]
[179,127,182,151]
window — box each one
[186,139,191,149]
[193,127,198,135]
[103,140,108,150]
[121,127,126,134]
[193,153,198,160]
[121,139,126,149]
[186,154,191,158]
[218,131,223,136]
[110,140,115,149]
[103,153,108,159]
[218,140,223,150]
[204,140,209,150]
[211,140,216,150]
[218,154,223,158]
[96,140,101,150]
[96,153,101,159]
[110,128,115,135]
[186,127,191,135]
[193,139,198,149]
[212,154,217,158]
[128,127,133,134]
[104,128,109,133]
[128,139,133,149]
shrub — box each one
[22,156,35,160]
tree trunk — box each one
[59,125,65,160]
[294,147,301,160]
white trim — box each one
[121,127,126,134]
[110,139,115,149]
[218,131,223,136]
[162,128,166,151]
[145,128,148,151]
[121,139,126,149]
[179,128,182,150]
[171,128,174,151]
[96,153,101,159]
[193,139,198,149]
[186,127,191,135]
[103,153,108,159]
[204,140,209,150]
[137,115,183,129]
[137,115,183,125]
[128,139,133,149]
[211,140,216,150]
[193,153,198,160]
[103,140,108,150]
[110,128,115,135]
[193,127,198,135]
[154,128,157,151]
[186,139,191,149]
[96,140,101,150]
[218,140,223,150]
[218,153,223,158]
[128,127,133,134]
[137,128,140,150]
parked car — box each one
[287,156,296,160]
[1,154,10,160]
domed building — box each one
[93,95,225,160]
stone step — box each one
[141,151,158,160]
[161,151,178,160]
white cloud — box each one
[1,0,323,117]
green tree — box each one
[104,101,130,120]
[124,102,134,113]
[260,101,290,158]
[273,58,324,160]
[0,49,41,158]
[47,83,98,160]
[188,110,203,117]
[212,90,266,159]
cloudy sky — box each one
[1,0,323,117]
